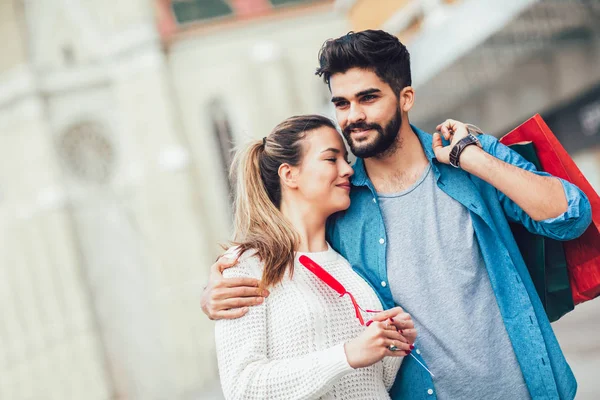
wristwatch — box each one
[449,132,482,168]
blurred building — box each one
[0,0,347,399]
[338,0,600,190]
[2,0,599,399]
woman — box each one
[215,115,416,399]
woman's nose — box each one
[341,161,354,178]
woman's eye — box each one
[326,158,336,162]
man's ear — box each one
[400,86,415,113]
[278,163,299,189]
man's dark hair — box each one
[315,30,412,96]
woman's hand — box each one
[344,320,410,369]
[369,307,417,345]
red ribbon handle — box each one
[299,255,345,294]
[299,255,370,325]
[300,256,434,377]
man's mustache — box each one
[343,122,383,137]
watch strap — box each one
[449,133,481,168]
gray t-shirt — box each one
[379,164,530,400]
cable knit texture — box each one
[215,244,402,400]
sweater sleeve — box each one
[382,355,403,391]
[215,257,355,400]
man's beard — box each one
[342,108,402,159]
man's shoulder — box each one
[329,190,374,225]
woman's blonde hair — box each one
[230,115,337,288]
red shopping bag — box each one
[500,114,600,304]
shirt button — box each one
[381,281,387,287]
[416,349,421,355]
[427,388,434,395]
[379,238,385,244]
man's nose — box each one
[347,104,366,125]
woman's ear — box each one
[400,86,415,113]
[278,163,299,189]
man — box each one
[202,30,592,399]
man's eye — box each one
[362,95,377,101]
[326,158,336,162]
[334,102,349,108]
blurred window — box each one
[172,0,233,24]
[209,100,235,197]
[171,0,322,25]
[271,0,317,6]
[58,122,116,184]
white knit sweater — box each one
[215,245,402,400]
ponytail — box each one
[230,140,299,288]
[230,115,337,288]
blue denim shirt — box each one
[326,125,592,400]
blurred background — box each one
[0,0,599,399]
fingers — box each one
[387,339,411,352]
[436,119,456,140]
[383,324,412,356]
[437,119,473,142]
[213,286,267,300]
[367,322,411,357]
[440,126,452,141]
[380,318,416,347]
[385,340,411,356]
[213,256,239,274]
[370,307,404,322]
[372,322,408,344]
[432,132,443,152]
[382,320,408,344]
[389,314,415,332]
[204,292,252,320]
[431,131,450,163]
[210,307,250,320]
[436,119,458,130]
[221,277,261,289]
[381,325,408,344]
[383,321,398,331]
[366,313,417,357]
[369,308,415,332]
[402,328,417,336]
[436,118,457,131]
[401,328,418,345]
[204,282,267,320]
[220,295,266,309]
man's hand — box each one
[201,255,269,320]
[434,119,570,221]
[432,119,480,165]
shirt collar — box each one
[351,124,438,187]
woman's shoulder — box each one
[221,246,263,279]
